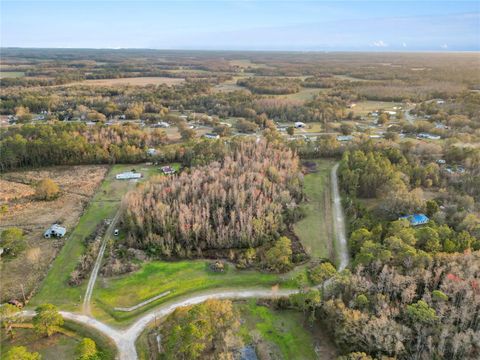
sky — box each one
[1,1,479,51]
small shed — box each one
[294,122,306,128]
[399,214,429,226]
[161,166,176,175]
[44,224,67,238]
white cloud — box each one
[372,40,388,47]
[440,43,448,49]
[402,42,407,48]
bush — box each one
[263,236,292,273]
[308,262,337,284]
[76,338,98,360]
[35,178,60,201]
[0,227,26,257]
[4,346,41,360]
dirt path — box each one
[82,210,121,314]
[331,163,349,270]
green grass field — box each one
[237,300,321,360]
[0,71,25,78]
[92,260,300,324]
[30,164,161,310]
[294,160,335,260]
[351,100,402,115]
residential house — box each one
[399,214,429,226]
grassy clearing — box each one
[214,75,251,93]
[294,160,335,260]
[0,165,108,303]
[0,71,25,78]
[351,100,402,115]
[237,300,320,360]
[92,260,300,324]
[0,320,115,360]
[30,164,158,310]
[274,87,327,102]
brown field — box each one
[0,165,109,302]
[69,77,185,87]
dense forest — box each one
[237,77,302,94]
[0,122,167,170]
[277,147,480,360]
[121,140,302,256]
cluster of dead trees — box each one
[122,140,302,257]
[316,250,480,360]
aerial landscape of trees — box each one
[1,49,479,360]
[121,140,303,257]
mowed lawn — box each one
[351,100,402,115]
[237,300,323,360]
[30,164,157,310]
[294,160,335,260]
[92,260,299,324]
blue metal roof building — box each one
[399,214,429,226]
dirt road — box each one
[82,210,121,314]
[331,163,349,270]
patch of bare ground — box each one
[0,165,109,302]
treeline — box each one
[303,75,348,88]
[121,140,303,256]
[237,77,302,94]
[0,123,167,171]
[0,74,84,88]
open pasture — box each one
[0,165,108,303]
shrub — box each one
[35,178,60,200]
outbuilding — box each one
[116,172,142,180]
[161,165,176,175]
[399,214,429,226]
[44,224,67,238]
[294,122,306,128]
[204,133,220,139]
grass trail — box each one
[294,159,335,259]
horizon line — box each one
[2,46,479,54]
